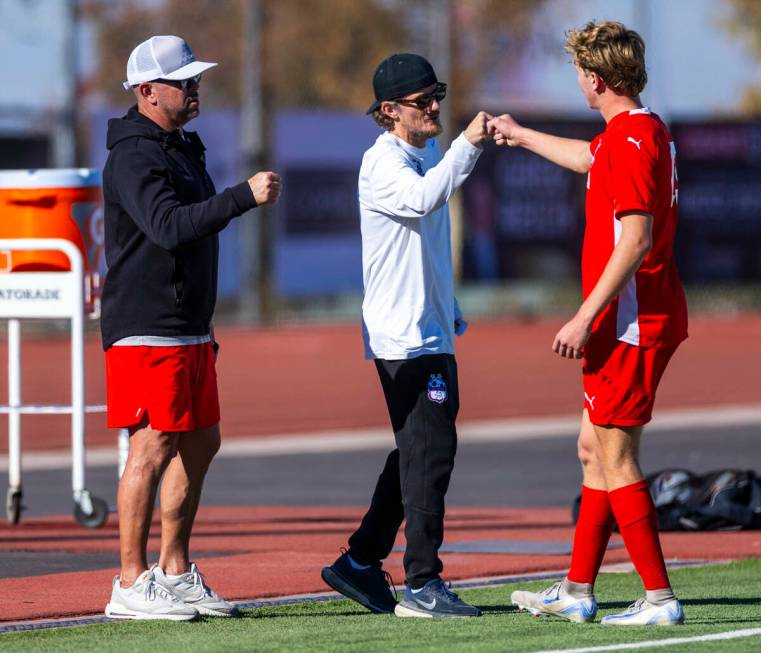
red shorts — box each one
[105,343,220,432]
[582,335,678,427]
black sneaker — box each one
[395,579,481,618]
[321,551,397,614]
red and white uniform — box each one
[582,108,688,426]
[584,108,688,348]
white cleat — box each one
[602,597,684,625]
[153,563,239,617]
[105,570,198,621]
[511,582,597,623]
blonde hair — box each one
[565,21,647,96]
[372,105,397,130]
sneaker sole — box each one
[602,616,685,626]
[320,566,395,614]
[105,602,198,621]
[511,599,593,624]
[192,604,240,618]
[394,602,481,619]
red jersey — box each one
[584,108,688,348]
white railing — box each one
[0,238,116,527]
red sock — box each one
[608,480,671,590]
[567,486,614,584]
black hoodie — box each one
[101,106,256,349]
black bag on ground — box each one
[571,468,761,531]
[674,469,761,531]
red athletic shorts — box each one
[582,334,678,428]
[105,343,220,432]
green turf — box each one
[3,559,761,653]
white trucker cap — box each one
[123,35,217,90]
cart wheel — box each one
[6,489,22,525]
[74,496,109,528]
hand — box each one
[552,314,591,360]
[487,114,523,147]
[248,171,281,205]
[463,111,493,145]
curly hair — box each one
[565,20,647,96]
[372,105,397,130]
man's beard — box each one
[411,117,443,140]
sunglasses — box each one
[394,83,447,110]
[151,74,203,91]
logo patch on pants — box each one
[427,373,448,403]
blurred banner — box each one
[271,111,373,297]
[671,121,761,282]
[462,120,598,282]
[461,118,761,284]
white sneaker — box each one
[511,582,597,623]
[153,563,239,617]
[602,597,684,625]
[105,570,198,621]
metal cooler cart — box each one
[0,237,111,527]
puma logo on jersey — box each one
[627,137,642,150]
[584,392,596,410]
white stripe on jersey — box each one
[613,212,641,346]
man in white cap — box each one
[102,35,281,620]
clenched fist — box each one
[248,171,281,205]
[463,111,493,145]
[487,114,523,147]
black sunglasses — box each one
[393,83,447,110]
[151,74,203,91]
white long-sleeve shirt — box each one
[359,131,482,360]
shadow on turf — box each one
[240,602,520,618]
[599,597,761,610]
[682,598,761,606]
[477,605,519,615]
[243,609,382,619]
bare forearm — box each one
[576,234,650,327]
[514,128,592,173]
[551,211,652,360]
[553,232,650,358]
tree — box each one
[724,0,761,114]
[84,0,408,109]
[84,0,547,114]
[448,0,549,116]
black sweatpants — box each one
[348,353,459,589]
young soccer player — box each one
[489,21,688,625]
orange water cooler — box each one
[0,168,111,528]
[0,168,105,314]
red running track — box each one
[1,506,760,622]
[1,314,760,453]
[1,315,759,623]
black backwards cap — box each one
[366,53,440,114]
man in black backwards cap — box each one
[321,53,490,618]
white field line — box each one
[1,403,760,472]
[532,627,761,653]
